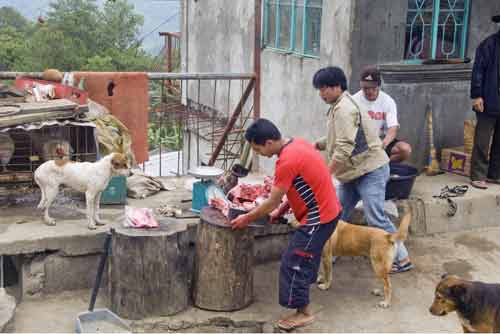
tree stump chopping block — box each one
[193,207,254,311]
[108,221,194,320]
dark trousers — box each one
[471,113,500,181]
[279,217,338,309]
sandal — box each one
[390,261,413,274]
[471,180,488,189]
[277,316,314,331]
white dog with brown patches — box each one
[34,153,130,229]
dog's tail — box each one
[388,212,411,243]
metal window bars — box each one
[263,0,323,57]
[405,0,470,62]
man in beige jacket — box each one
[313,66,412,273]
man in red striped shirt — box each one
[231,118,341,331]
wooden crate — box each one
[440,146,471,177]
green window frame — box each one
[404,0,470,63]
[262,0,322,58]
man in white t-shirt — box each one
[352,67,412,163]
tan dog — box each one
[316,213,411,308]
[430,274,500,333]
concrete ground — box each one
[4,171,500,332]
[12,224,500,333]
[0,177,196,255]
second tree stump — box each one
[193,207,254,311]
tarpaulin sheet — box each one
[74,72,149,163]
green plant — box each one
[148,122,182,151]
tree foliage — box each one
[0,6,30,31]
[0,0,155,72]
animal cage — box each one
[0,120,98,185]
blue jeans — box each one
[337,164,409,262]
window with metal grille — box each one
[404,0,470,62]
[263,0,322,58]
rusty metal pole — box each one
[251,0,262,172]
[254,0,261,119]
[167,34,173,73]
[208,79,255,166]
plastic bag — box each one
[126,169,176,199]
[124,206,159,228]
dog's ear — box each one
[450,284,466,299]
[441,273,449,280]
[448,284,469,305]
[449,283,473,315]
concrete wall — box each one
[259,1,356,173]
[180,0,255,169]
[350,0,408,92]
[349,0,500,168]
[182,0,500,171]
[260,1,355,173]
[351,0,500,90]
[381,76,473,167]
[182,0,357,173]
[468,1,500,54]
[183,0,254,109]
[186,0,254,74]
[13,226,289,298]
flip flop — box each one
[390,261,413,274]
[471,180,488,189]
[277,316,314,331]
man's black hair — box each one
[312,66,348,91]
[245,118,282,145]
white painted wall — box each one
[181,0,355,173]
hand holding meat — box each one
[230,213,252,230]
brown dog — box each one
[316,213,411,308]
[430,274,500,333]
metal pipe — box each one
[0,72,255,80]
[196,79,201,165]
[0,255,3,292]
[148,72,255,80]
[254,0,262,119]
[208,79,255,166]
[167,34,173,72]
[0,72,43,79]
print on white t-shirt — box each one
[352,90,399,138]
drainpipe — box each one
[252,0,262,172]
[254,0,262,119]
[183,0,190,171]
[183,0,189,74]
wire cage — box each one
[0,121,98,185]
